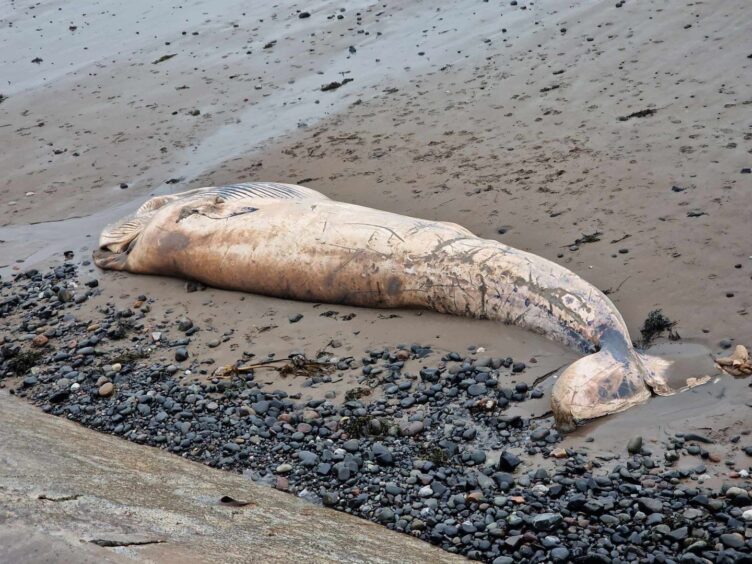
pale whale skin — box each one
[95,182,681,429]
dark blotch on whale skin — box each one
[159,232,190,253]
[387,276,403,296]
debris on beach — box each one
[716,345,751,377]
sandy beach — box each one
[1,0,751,561]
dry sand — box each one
[1,0,750,475]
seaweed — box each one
[563,231,602,248]
[5,350,41,376]
[418,444,450,465]
[216,354,334,379]
[639,309,679,347]
[340,415,386,438]
[109,348,150,366]
[617,108,657,121]
[152,54,176,64]
[344,387,371,402]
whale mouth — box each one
[99,214,149,253]
[97,193,186,258]
[93,247,129,270]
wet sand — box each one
[1,0,751,476]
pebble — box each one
[497,451,521,472]
[637,497,663,513]
[532,513,562,531]
[32,335,49,347]
[627,435,643,454]
[98,382,114,397]
[371,442,393,465]
[719,533,744,548]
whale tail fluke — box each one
[551,349,654,432]
[551,349,712,431]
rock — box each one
[31,335,48,347]
[400,421,424,436]
[667,527,688,541]
[531,484,549,496]
[683,432,713,444]
[410,518,425,531]
[725,486,746,497]
[371,442,393,465]
[275,463,293,474]
[48,389,69,403]
[252,401,269,414]
[532,513,562,531]
[497,451,521,472]
[98,382,114,397]
[57,288,73,302]
[177,318,193,332]
[375,508,394,523]
[222,442,240,453]
[418,485,433,497]
[288,313,303,323]
[322,492,338,506]
[551,547,570,561]
[298,451,318,467]
[637,497,663,513]
[531,427,549,441]
[175,347,189,362]
[275,476,289,491]
[342,439,360,452]
[720,533,744,548]
[627,436,643,454]
[469,449,487,464]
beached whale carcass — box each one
[94,182,702,429]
